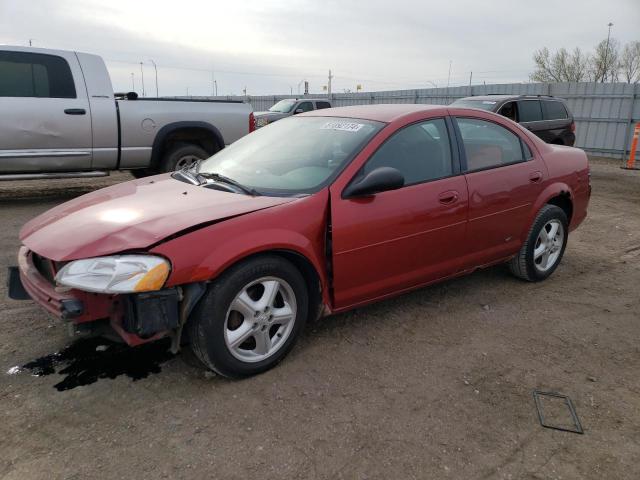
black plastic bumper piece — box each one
[123,288,180,338]
[7,267,30,300]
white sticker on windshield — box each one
[321,121,364,132]
[482,101,497,105]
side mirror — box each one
[343,167,404,198]
[294,108,304,114]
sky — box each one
[0,0,638,96]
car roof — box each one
[300,104,447,122]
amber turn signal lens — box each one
[134,262,170,292]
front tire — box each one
[509,205,568,282]
[188,256,308,378]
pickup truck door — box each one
[0,49,92,172]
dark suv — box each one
[450,95,575,146]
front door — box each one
[0,49,92,173]
[330,118,469,310]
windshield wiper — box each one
[197,172,259,196]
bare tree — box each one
[590,38,620,82]
[620,41,640,83]
[531,47,589,82]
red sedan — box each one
[9,104,590,377]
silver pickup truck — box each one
[0,46,254,180]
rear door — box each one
[0,49,92,172]
[295,101,314,114]
[454,116,547,267]
[330,117,468,309]
[541,100,573,145]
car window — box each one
[297,101,314,113]
[522,141,533,159]
[456,118,524,172]
[543,100,568,120]
[362,119,453,185]
[517,100,543,122]
[268,99,297,113]
[199,116,383,194]
[315,101,331,109]
[450,99,498,111]
[498,102,517,121]
[0,51,76,98]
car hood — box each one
[20,174,295,261]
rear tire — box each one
[508,205,568,282]
[160,143,210,173]
[187,255,308,378]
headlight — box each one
[55,255,170,294]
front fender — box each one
[150,191,331,306]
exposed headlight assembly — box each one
[55,255,170,294]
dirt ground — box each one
[0,157,638,480]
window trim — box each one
[0,51,77,99]
[342,116,461,197]
[453,116,532,174]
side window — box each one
[0,51,76,98]
[498,101,517,122]
[456,118,524,172]
[296,101,314,113]
[315,101,331,109]
[517,100,543,122]
[362,118,453,185]
[543,100,568,120]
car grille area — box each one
[31,252,58,285]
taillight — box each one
[570,121,575,132]
[249,112,256,133]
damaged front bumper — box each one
[8,247,204,349]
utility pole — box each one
[468,71,473,94]
[603,22,614,82]
[139,62,146,97]
[214,80,218,96]
[29,39,32,46]
[131,73,135,91]
[150,60,158,97]
[447,60,452,88]
[328,69,333,99]
[211,69,215,97]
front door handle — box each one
[529,171,543,183]
[438,190,459,205]
[64,108,86,115]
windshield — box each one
[450,99,498,111]
[268,100,297,113]
[197,116,383,194]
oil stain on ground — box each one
[18,337,174,391]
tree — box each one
[530,47,589,82]
[620,41,640,83]
[590,38,620,82]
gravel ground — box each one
[0,158,638,480]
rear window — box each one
[316,101,331,109]
[517,100,543,122]
[543,100,569,120]
[0,51,76,98]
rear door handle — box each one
[64,108,86,115]
[438,190,459,205]
[529,171,543,183]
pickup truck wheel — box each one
[187,255,308,378]
[160,144,209,172]
[508,205,568,282]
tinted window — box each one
[363,119,453,185]
[456,118,524,171]
[0,51,76,98]
[517,100,543,122]
[316,101,331,109]
[297,101,314,112]
[498,101,517,121]
[543,100,568,120]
